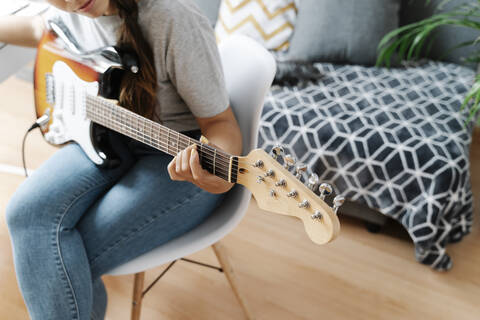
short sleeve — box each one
[164,8,229,118]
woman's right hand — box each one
[0,15,45,48]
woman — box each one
[2,0,242,319]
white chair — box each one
[106,35,276,320]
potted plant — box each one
[376,0,480,123]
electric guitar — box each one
[33,20,342,245]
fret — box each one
[213,148,217,176]
[155,125,159,148]
[131,114,136,136]
[176,131,180,154]
[167,128,171,155]
[112,104,118,132]
[161,127,167,153]
[148,120,153,147]
[179,135,186,151]
[104,101,109,128]
[134,115,139,141]
[137,116,142,142]
[126,111,133,138]
[141,116,146,144]
[109,101,114,129]
[137,115,142,143]
[114,108,121,132]
[120,110,124,132]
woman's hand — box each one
[167,106,242,194]
[167,144,234,194]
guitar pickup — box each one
[45,73,56,105]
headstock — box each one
[236,148,342,244]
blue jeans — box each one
[5,131,224,320]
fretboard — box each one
[85,94,238,183]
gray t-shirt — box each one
[43,0,229,132]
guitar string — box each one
[86,98,239,180]
[88,95,237,170]
[87,96,239,182]
[89,104,231,181]
[86,99,236,169]
[87,96,234,168]
[87,107,232,181]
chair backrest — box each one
[107,35,276,275]
[220,35,277,154]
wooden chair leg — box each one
[212,242,255,320]
[131,272,145,320]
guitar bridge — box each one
[45,73,56,105]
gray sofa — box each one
[194,0,477,271]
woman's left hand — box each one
[167,144,234,194]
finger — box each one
[175,150,182,175]
[181,147,190,173]
[168,157,183,181]
[190,147,206,181]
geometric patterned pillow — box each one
[215,0,297,51]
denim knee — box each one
[5,182,55,234]
[5,190,31,234]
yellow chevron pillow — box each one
[215,0,297,51]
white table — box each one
[0,1,49,83]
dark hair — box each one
[112,0,157,120]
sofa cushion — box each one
[215,0,298,51]
[258,61,475,270]
[283,0,401,65]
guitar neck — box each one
[85,94,238,183]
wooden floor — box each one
[1,70,479,320]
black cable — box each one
[22,122,41,178]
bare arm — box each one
[167,107,243,194]
[196,107,242,158]
[0,15,45,48]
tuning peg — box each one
[333,195,345,214]
[318,183,333,200]
[307,173,319,190]
[298,200,310,208]
[256,176,265,183]
[286,189,298,198]
[264,169,275,177]
[283,154,296,169]
[295,163,307,180]
[311,210,322,220]
[271,144,284,160]
[253,160,264,168]
[275,179,286,187]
